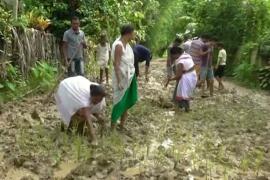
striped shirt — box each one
[190,38,204,65]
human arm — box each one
[62,32,69,65]
[165,63,184,87]
[81,32,87,49]
[145,54,151,81]
[79,107,97,144]
[113,44,123,89]
[198,45,210,56]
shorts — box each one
[98,59,109,70]
[200,67,214,80]
[215,65,226,78]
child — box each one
[215,42,227,90]
[95,34,111,84]
[165,47,197,112]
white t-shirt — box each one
[55,76,106,125]
[176,53,195,71]
[96,43,111,62]
[218,49,227,65]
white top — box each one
[176,53,195,71]
[218,49,227,65]
[96,43,111,62]
[55,76,106,125]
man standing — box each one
[63,16,87,77]
[182,34,192,54]
[190,34,209,79]
[199,39,215,97]
[215,43,227,90]
[133,44,152,82]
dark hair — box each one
[90,84,106,97]
[210,36,218,42]
[174,37,182,44]
[170,46,183,55]
[120,24,135,36]
[71,16,79,22]
[200,33,210,40]
[217,42,224,48]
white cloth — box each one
[111,38,135,105]
[55,76,106,125]
[96,43,111,69]
[183,40,192,54]
[176,53,197,100]
[218,49,227,65]
[176,53,195,71]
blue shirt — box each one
[133,44,152,66]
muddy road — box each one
[0,60,270,180]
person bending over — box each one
[55,76,106,145]
[166,47,197,112]
[133,44,152,82]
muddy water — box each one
[5,168,39,180]
[54,161,80,179]
[0,59,270,179]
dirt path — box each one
[0,60,270,179]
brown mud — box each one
[0,60,269,180]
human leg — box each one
[200,67,207,97]
[74,58,84,76]
[207,68,215,96]
[120,111,128,129]
[100,68,104,83]
[105,67,109,83]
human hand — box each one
[118,83,124,90]
[81,42,87,49]
[164,78,170,88]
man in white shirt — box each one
[214,43,227,90]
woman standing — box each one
[111,24,138,129]
[166,47,197,112]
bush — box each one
[0,61,57,102]
[233,62,259,88]
[29,61,57,92]
[258,66,270,90]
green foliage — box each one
[0,5,13,38]
[28,62,57,91]
[258,66,270,90]
[0,61,57,102]
[22,0,160,41]
[233,62,259,88]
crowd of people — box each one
[56,16,227,144]
[166,34,227,111]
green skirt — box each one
[111,75,138,123]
